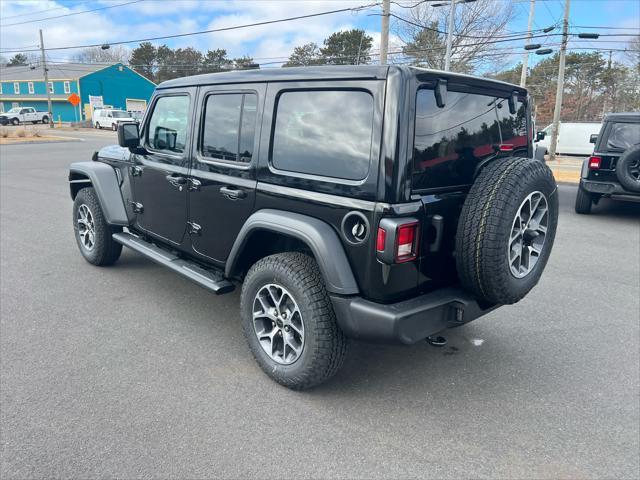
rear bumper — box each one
[581,179,639,198]
[330,287,498,344]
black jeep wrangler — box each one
[69,66,558,389]
[575,112,640,214]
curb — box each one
[0,137,82,146]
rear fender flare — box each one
[68,161,129,226]
[226,209,359,295]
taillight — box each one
[498,144,514,152]
[395,222,419,263]
[376,227,386,252]
[589,156,601,169]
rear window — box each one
[271,90,374,181]
[606,122,640,151]
[413,88,528,190]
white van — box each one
[92,108,136,131]
[535,122,602,156]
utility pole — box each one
[380,0,390,65]
[520,0,536,87]
[39,29,54,129]
[548,0,570,162]
[602,50,612,116]
[444,0,456,71]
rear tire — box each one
[574,182,593,214]
[456,157,558,305]
[112,123,117,131]
[72,187,122,266]
[95,122,101,129]
[42,116,49,124]
[240,252,348,390]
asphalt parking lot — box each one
[1,130,639,479]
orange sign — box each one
[67,93,80,106]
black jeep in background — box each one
[69,66,558,389]
[575,112,640,214]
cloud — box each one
[0,0,381,65]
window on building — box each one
[48,82,54,94]
[271,90,374,181]
[146,95,190,154]
[13,82,20,95]
[28,82,34,94]
[0,83,3,95]
[200,93,257,163]
[63,81,71,94]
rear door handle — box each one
[220,186,246,200]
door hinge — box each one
[129,201,144,213]
[187,222,202,235]
[130,165,143,176]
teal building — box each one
[0,62,155,122]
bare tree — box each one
[395,0,515,73]
[72,45,130,64]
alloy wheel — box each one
[77,204,96,251]
[252,283,304,365]
[508,191,549,278]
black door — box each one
[131,92,194,246]
[187,85,264,264]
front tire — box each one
[73,187,122,266]
[574,182,593,214]
[240,252,348,390]
[95,122,101,129]
[11,118,19,126]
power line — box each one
[0,0,145,28]
[0,2,381,54]
[0,4,79,20]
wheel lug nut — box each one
[281,312,287,320]
[285,326,290,332]
[278,330,282,336]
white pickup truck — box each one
[0,107,50,126]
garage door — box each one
[125,99,147,112]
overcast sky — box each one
[0,0,638,68]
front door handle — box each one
[166,174,187,187]
[220,186,246,200]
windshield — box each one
[606,122,640,151]
[111,111,130,118]
[413,88,528,190]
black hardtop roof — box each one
[604,112,640,123]
[157,64,526,93]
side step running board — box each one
[112,232,234,295]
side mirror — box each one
[153,126,177,151]
[589,134,598,144]
[118,122,140,149]
[535,131,546,142]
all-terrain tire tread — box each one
[456,157,558,305]
[240,252,347,390]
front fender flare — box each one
[226,209,359,295]
[69,161,129,226]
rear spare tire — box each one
[456,157,558,305]
[615,145,640,192]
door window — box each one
[200,93,257,163]
[146,95,190,154]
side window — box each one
[200,93,257,163]
[63,81,71,94]
[271,90,374,180]
[146,95,190,154]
